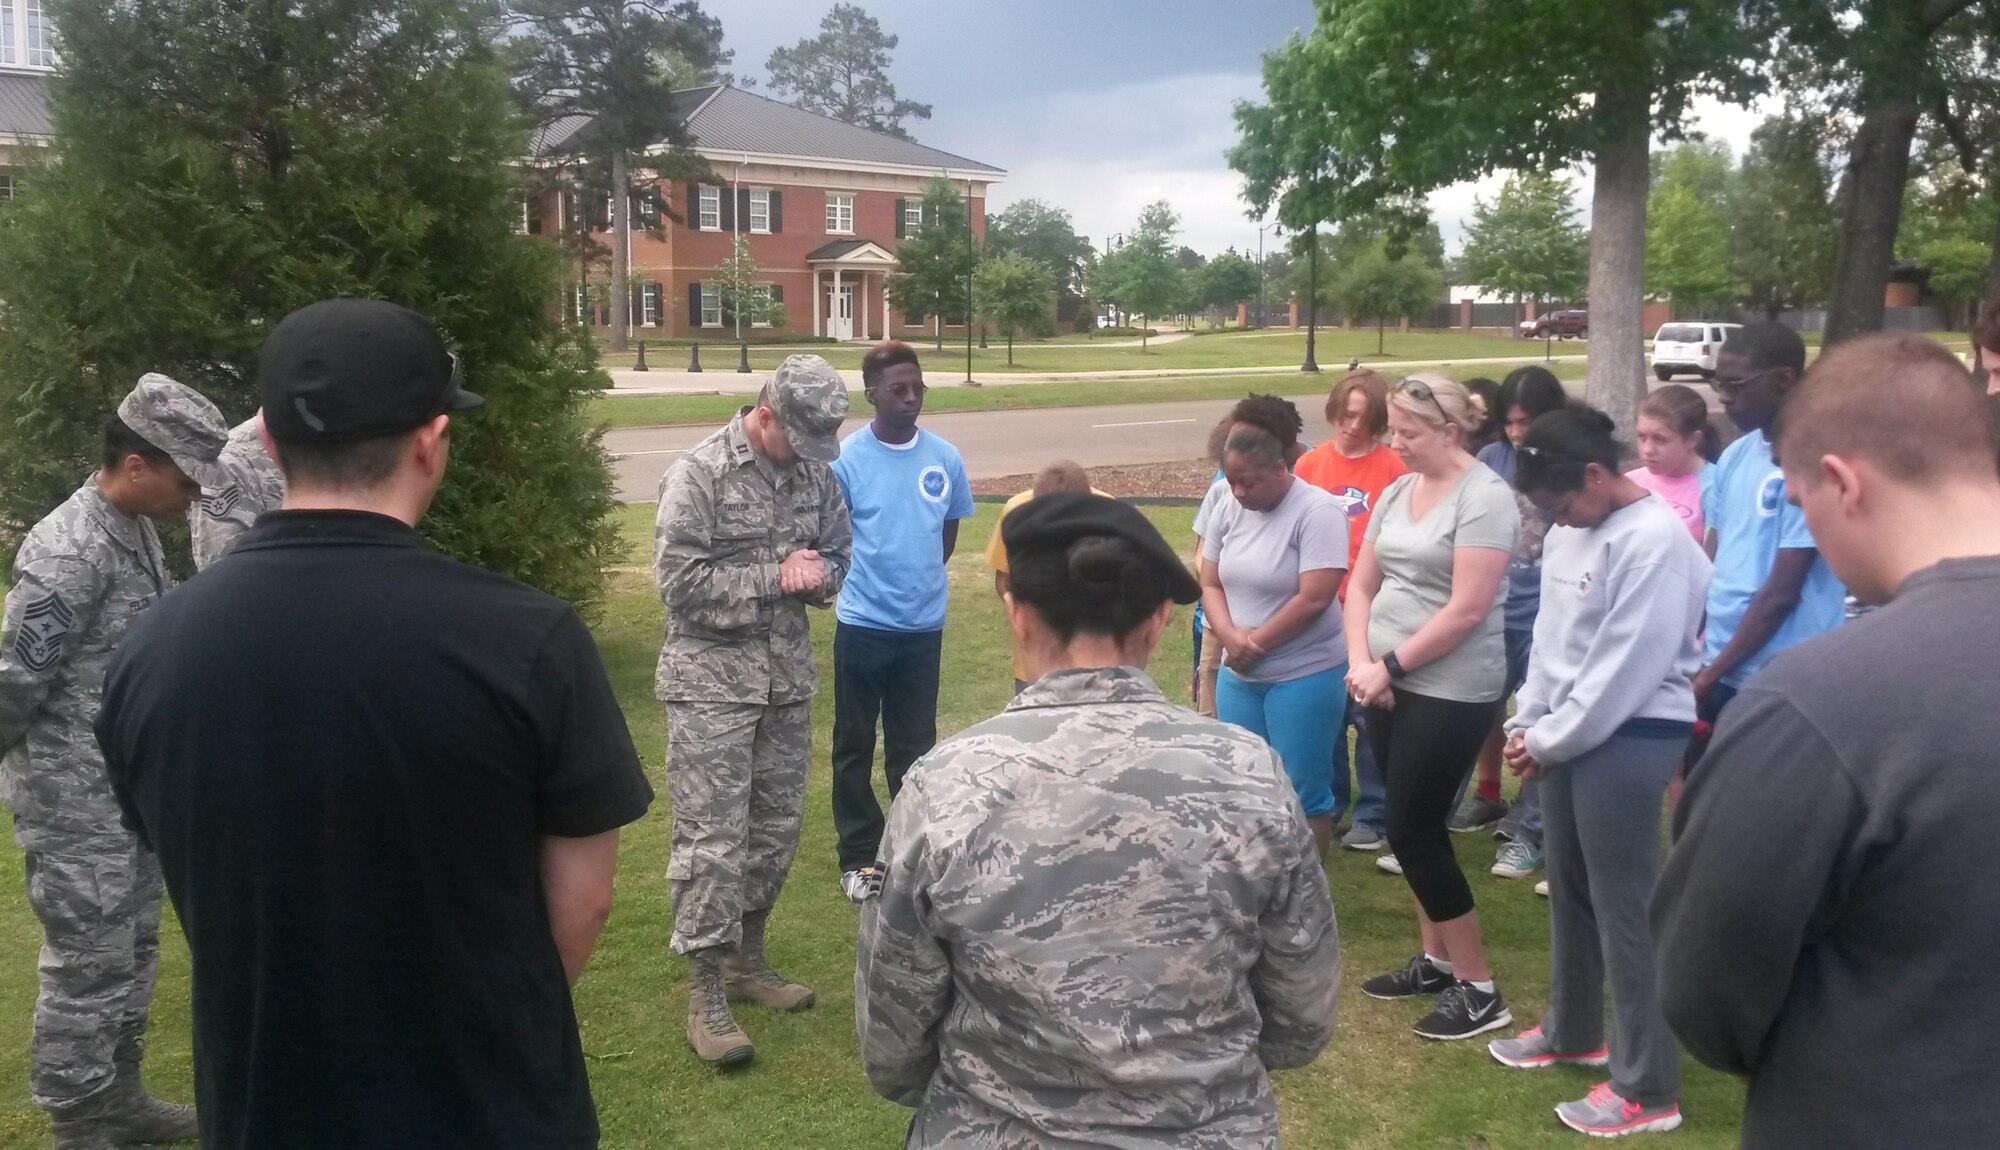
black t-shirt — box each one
[98,510,652,1149]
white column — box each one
[861,273,872,342]
[812,269,823,338]
[833,268,845,340]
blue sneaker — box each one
[1491,840,1543,879]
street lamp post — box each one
[1302,222,1320,373]
[964,178,979,387]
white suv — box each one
[1651,322,1740,381]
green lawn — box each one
[0,501,1746,1147]
[588,364,1589,431]
[599,329,1562,375]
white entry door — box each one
[831,285,855,341]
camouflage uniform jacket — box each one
[191,418,285,570]
[855,666,1341,1149]
[0,481,169,847]
[654,411,852,705]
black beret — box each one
[1001,492,1202,605]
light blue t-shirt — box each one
[832,425,975,633]
[1701,428,1847,686]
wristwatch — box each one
[1383,651,1408,679]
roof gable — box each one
[685,86,1001,175]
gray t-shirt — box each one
[1364,464,1520,702]
[1203,478,1349,683]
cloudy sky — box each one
[708,0,1772,259]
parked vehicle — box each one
[1518,309,1589,339]
[1650,322,1741,381]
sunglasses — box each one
[1394,377,1454,426]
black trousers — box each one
[1366,689,1503,923]
[831,622,943,872]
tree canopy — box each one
[985,200,1093,298]
[884,177,976,349]
[766,3,931,139]
[973,252,1056,364]
[1457,171,1589,304]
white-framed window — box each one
[903,200,924,234]
[0,174,14,202]
[750,284,773,328]
[825,193,854,235]
[569,286,589,325]
[641,283,661,327]
[698,185,721,231]
[1,0,15,65]
[514,198,531,235]
[904,309,925,328]
[700,285,722,328]
[22,0,48,67]
[748,188,770,233]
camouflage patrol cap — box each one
[117,373,229,487]
[763,354,849,464]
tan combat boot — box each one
[723,912,816,1011]
[685,948,755,1067]
[104,1039,198,1144]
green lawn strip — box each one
[590,365,1588,431]
[0,503,1744,1148]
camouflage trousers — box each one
[665,700,811,955]
[18,828,163,1113]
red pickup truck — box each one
[1517,309,1588,339]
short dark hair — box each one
[270,430,416,490]
[1723,321,1807,375]
[1032,460,1090,497]
[1463,376,1502,439]
[1515,402,1622,495]
[861,340,921,389]
[1008,533,1173,643]
[1776,332,1997,485]
[102,415,173,471]
[1325,369,1390,437]
[1227,393,1304,451]
[1498,365,1567,422]
[1974,298,2000,352]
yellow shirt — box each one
[986,488,1111,683]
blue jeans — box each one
[1341,698,1388,832]
[1217,663,1347,819]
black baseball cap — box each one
[1002,492,1202,605]
[259,298,484,442]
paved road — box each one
[607,380,1724,502]
[606,393,1328,501]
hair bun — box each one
[1067,535,1135,599]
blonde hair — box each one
[1388,372,1476,434]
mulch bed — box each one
[972,459,1217,502]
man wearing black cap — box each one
[97,299,654,1148]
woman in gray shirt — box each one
[1343,373,1519,1042]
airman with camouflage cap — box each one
[0,373,225,1149]
[190,413,286,570]
[653,354,852,1066]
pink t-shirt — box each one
[1628,466,1706,541]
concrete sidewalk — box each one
[602,352,1590,397]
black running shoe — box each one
[1361,953,1454,1000]
[1414,980,1513,1041]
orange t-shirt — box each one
[1292,442,1408,599]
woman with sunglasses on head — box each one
[1344,372,1521,1041]
[1486,403,1710,1137]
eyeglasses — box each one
[1710,366,1783,397]
[1394,377,1453,426]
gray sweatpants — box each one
[1540,731,1683,1107]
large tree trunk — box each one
[609,150,629,353]
[1985,183,2000,306]
[1584,113,1650,440]
[1824,101,1921,347]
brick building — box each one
[533,84,1005,341]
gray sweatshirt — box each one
[1506,494,1710,765]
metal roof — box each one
[683,85,1002,175]
[528,87,713,159]
[0,71,52,140]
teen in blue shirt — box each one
[830,342,973,901]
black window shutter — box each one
[895,198,906,239]
[770,284,784,303]
[719,188,735,231]
[769,190,783,233]
[526,193,543,234]
[738,188,752,229]
[631,282,643,323]
[686,181,700,225]
[689,282,702,322]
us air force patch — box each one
[201,486,243,519]
[13,591,76,674]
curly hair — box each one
[1226,393,1305,451]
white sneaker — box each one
[840,867,882,904]
[1376,853,1403,876]
[1535,880,1550,898]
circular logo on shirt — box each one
[1332,486,1370,516]
[1757,470,1786,518]
[918,464,950,504]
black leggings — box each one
[1366,689,1503,922]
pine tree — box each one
[0,0,621,610]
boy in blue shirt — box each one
[831,342,974,901]
[1688,322,1847,769]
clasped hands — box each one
[1501,730,1541,780]
[1344,660,1395,710]
[779,549,824,595]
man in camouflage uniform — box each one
[0,374,226,1149]
[189,411,285,570]
[653,354,852,1066]
[856,493,1341,1148]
